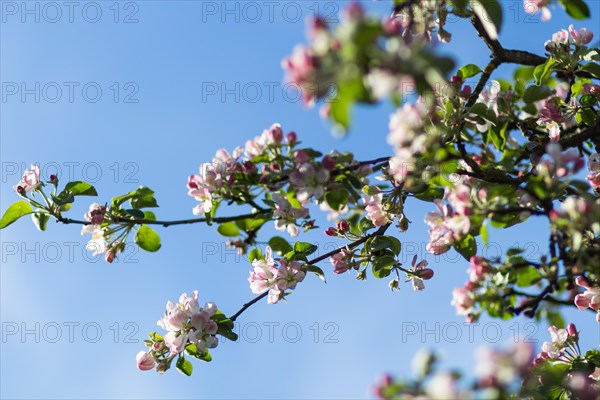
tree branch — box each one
[230,223,392,321]
[55,209,272,228]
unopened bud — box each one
[337,220,349,232]
[325,227,337,237]
[419,268,434,280]
[286,131,297,145]
[322,155,336,171]
[566,323,578,338]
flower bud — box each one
[155,360,169,374]
[49,174,58,185]
[105,251,115,263]
[325,227,337,237]
[451,75,463,85]
[356,269,367,280]
[397,215,410,232]
[337,220,349,232]
[286,131,297,145]
[566,323,578,338]
[322,155,336,171]
[419,268,434,280]
[136,351,156,371]
[294,150,309,163]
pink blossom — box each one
[552,29,569,45]
[586,154,600,189]
[467,256,490,281]
[272,192,309,237]
[410,254,431,291]
[275,259,306,290]
[582,84,600,97]
[538,101,563,125]
[574,276,600,322]
[289,162,330,203]
[451,284,475,316]
[136,351,155,371]
[446,184,472,216]
[363,192,392,227]
[84,203,106,225]
[569,24,594,45]
[13,164,41,193]
[248,247,278,294]
[330,248,355,274]
[425,200,470,255]
[524,0,551,21]
[164,331,187,354]
[282,46,318,106]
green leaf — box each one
[371,255,396,279]
[248,248,262,262]
[31,211,50,231]
[130,186,158,209]
[457,64,482,80]
[294,241,317,256]
[135,225,161,252]
[143,211,157,221]
[473,0,503,40]
[585,349,600,365]
[125,209,145,219]
[516,266,542,287]
[325,189,349,211]
[370,236,402,255]
[480,222,489,246]
[305,264,326,283]
[559,0,590,20]
[576,107,597,126]
[287,191,303,209]
[523,85,553,103]
[176,356,193,376]
[454,234,477,260]
[581,62,600,79]
[0,201,34,229]
[64,181,98,196]
[533,58,556,86]
[488,122,507,151]
[217,222,240,237]
[268,236,293,255]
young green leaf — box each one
[0,201,34,229]
[217,222,241,237]
[135,225,161,252]
[176,356,193,376]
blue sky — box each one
[1,1,599,399]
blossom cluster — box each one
[451,256,491,322]
[248,246,306,304]
[137,291,220,374]
[424,184,473,255]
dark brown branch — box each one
[230,223,392,322]
[56,209,272,228]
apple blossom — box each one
[248,247,306,304]
[272,192,309,237]
[363,191,393,227]
[136,351,155,371]
[13,164,42,194]
[587,153,600,189]
[568,24,594,45]
[574,276,600,322]
[451,283,475,319]
[408,254,432,291]
[524,0,552,21]
[330,248,356,274]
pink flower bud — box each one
[419,268,434,280]
[286,131,297,145]
[337,220,349,232]
[459,85,472,99]
[566,323,578,338]
[105,251,115,263]
[451,75,463,85]
[294,150,309,163]
[322,155,336,171]
[136,351,155,371]
[325,227,337,237]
